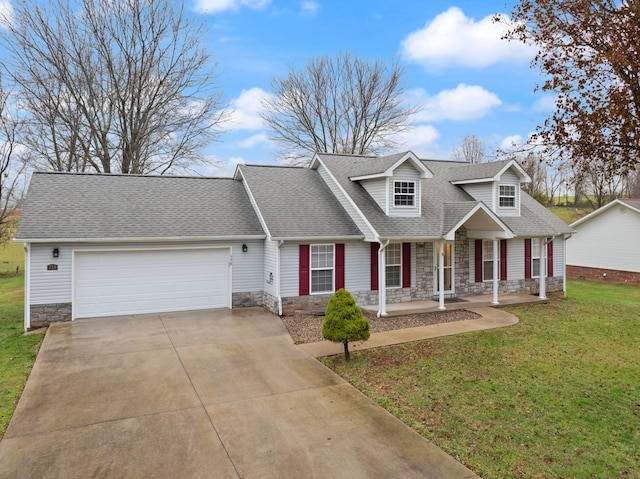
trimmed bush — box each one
[322,288,370,360]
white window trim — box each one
[393,181,416,208]
[310,244,335,295]
[482,240,499,282]
[531,238,541,278]
[385,243,402,289]
[498,184,517,209]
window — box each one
[483,240,499,281]
[531,238,541,278]
[385,243,401,288]
[499,185,516,208]
[394,181,415,206]
[310,244,334,293]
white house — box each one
[567,199,640,281]
[16,151,574,330]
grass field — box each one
[549,206,594,224]
[0,275,42,438]
[323,280,640,479]
[0,217,23,276]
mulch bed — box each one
[280,309,481,344]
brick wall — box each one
[567,265,640,285]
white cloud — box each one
[201,155,246,177]
[238,132,270,148]
[194,0,270,14]
[227,87,271,131]
[499,134,524,150]
[393,124,440,158]
[0,1,13,28]
[409,84,502,122]
[533,94,557,112]
[300,1,319,16]
[401,7,534,69]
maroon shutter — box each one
[547,239,554,277]
[299,244,309,296]
[335,243,345,291]
[402,243,411,288]
[524,239,532,279]
[500,240,507,281]
[474,240,483,283]
[370,243,379,291]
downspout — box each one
[438,241,446,310]
[276,240,284,316]
[23,243,30,331]
[539,237,548,299]
[377,239,390,317]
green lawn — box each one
[549,206,594,224]
[323,280,640,479]
[0,275,42,439]
[0,217,24,276]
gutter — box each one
[13,235,267,244]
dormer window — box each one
[394,181,415,207]
[499,185,516,208]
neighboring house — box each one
[16,151,573,330]
[567,198,640,282]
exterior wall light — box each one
[242,244,248,253]
[52,248,60,258]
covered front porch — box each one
[364,292,548,317]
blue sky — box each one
[1,0,554,176]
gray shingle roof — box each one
[315,153,573,238]
[238,165,363,239]
[16,172,265,241]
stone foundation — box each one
[30,303,72,329]
[231,291,264,308]
[567,265,640,285]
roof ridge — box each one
[32,171,236,180]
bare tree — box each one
[0,75,27,246]
[451,134,485,164]
[2,0,226,174]
[261,53,418,163]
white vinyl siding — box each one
[279,242,300,297]
[263,239,278,296]
[29,241,264,305]
[345,242,370,291]
[361,178,387,212]
[461,184,494,210]
[567,206,640,272]
[388,162,421,217]
[316,164,376,240]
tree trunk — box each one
[343,341,350,361]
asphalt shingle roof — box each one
[238,165,363,239]
[16,172,265,241]
[315,153,573,238]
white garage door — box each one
[74,248,230,318]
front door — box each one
[433,243,454,294]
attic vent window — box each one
[499,185,516,208]
[394,181,415,207]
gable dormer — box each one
[349,151,432,217]
[449,160,530,217]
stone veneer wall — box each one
[231,291,264,308]
[30,303,72,329]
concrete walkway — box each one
[0,308,478,479]
[299,306,520,357]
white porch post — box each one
[539,238,547,299]
[377,241,389,317]
[492,238,499,305]
[438,241,446,310]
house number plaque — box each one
[47,264,58,271]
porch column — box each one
[492,238,499,305]
[378,241,389,317]
[438,241,445,310]
[539,238,547,299]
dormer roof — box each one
[347,151,433,181]
[448,159,531,185]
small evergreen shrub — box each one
[322,288,370,361]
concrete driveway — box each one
[0,308,478,478]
